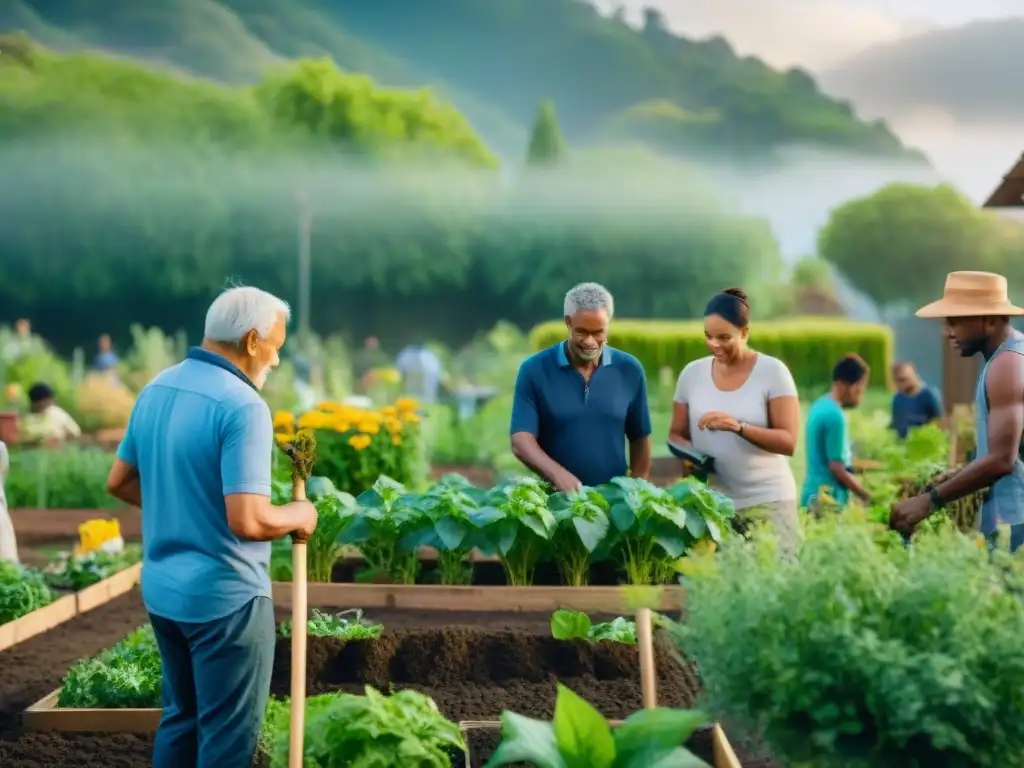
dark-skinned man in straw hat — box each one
[891,271,1024,553]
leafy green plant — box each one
[484,683,710,767]
[0,560,52,623]
[279,608,382,640]
[471,476,556,586]
[6,447,119,509]
[550,609,636,644]
[260,687,465,767]
[675,517,1024,767]
[548,487,611,586]
[401,473,486,585]
[343,475,423,584]
[45,543,142,591]
[600,477,731,585]
[59,625,161,708]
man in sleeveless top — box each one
[891,271,1024,552]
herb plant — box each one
[280,608,383,640]
[675,517,1024,767]
[343,475,423,584]
[472,476,556,586]
[260,687,465,767]
[59,625,161,708]
[0,560,52,623]
[484,683,710,767]
[45,543,142,591]
[550,609,637,644]
[547,487,611,586]
[600,477,730,585]
[401,473,486,585]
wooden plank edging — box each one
[271,582,685,613]
[0,595,78,652]
[21,688,160,732]
[0,562,143,652]
[458,720,741,768]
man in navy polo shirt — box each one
[511,282,652,490]
[105,286,317,768]
[890,360,943,439]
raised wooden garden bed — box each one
[270,582,684,613]
[0,561,142,652]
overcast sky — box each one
[599,0,1022,69]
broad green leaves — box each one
[550,609,637,644]
[484,684,710,768]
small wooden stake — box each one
[635,607,657,709]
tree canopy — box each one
[3,0,923,160]
[0,39,785,354]
[817,183,1024,310]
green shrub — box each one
[530,317,893,391]
[674,519,1024,767]
[7,447,118,509]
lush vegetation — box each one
[58,624,161,708]
[44,544,142,591]
[550,609,637,644]
[675,517,1024,767]
[3,1,917,159]
[272,472,733,587]
[532,317,893,391]
[818,183,1024,312]
[0,560,52,623]
[485,683,711,767]
[260,688,465,767]
[278,608,383,640]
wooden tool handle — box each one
[289,471,308,768]
[636,607,657,709]
[289,540,308,766]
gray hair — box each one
[204,286,291,344]
[564,282,614,318]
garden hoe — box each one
[281,430,316,768]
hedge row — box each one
[530,317,894,391]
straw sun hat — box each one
[915,271,1024,318]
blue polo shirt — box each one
[117,347,274,623]
[510,342,651,487]
[890,386,942,439]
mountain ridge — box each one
[0,0,926,163]
[820,17,1024,125]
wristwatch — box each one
[928,486,943,509]
[737,421,746,436]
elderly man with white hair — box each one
[510,282,652,490]
[106,286,317,768]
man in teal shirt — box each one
[801,354,872,510]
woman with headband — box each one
[668,288,801,546]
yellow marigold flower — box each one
[385,418,403,433]
[296,412,319,430]
[392,434,402,446]
[401,411,421,425]
[273,411,295,429]
[376,367,401,384]
[348,434,372,451]
[316,401,343,412]
[333,421,352,433]
[359,421,380,435]
[381,405,397,417]
[275,432,297,444]
[394,396,419,412]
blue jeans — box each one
[149,596,275,768]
